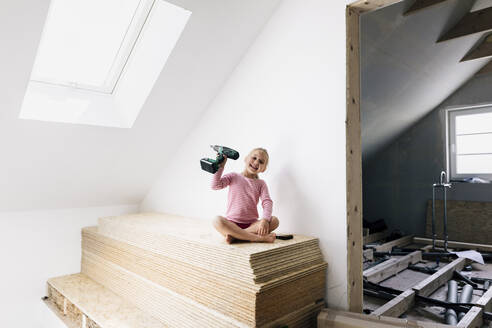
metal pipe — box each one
[443,179,448,252]
[432,185,436,250]
[446,280,458,325]
[458,284,473,321]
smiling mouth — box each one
[249,164,258,171]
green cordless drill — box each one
[200,145,240,174]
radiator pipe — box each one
[446,280,458,325]
[457,284,473,321]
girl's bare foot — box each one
[261,233,276,243]
[225,234,235,244]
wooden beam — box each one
[439,7,492,42]
[475,60,492,76]
[364,230,390,245]
[363,251,422,283]
[371,257,467,317]
[413,237,492,253]
[412,257,467,297]
[318,308,450,328]
[404,0,448,16]
[346,5,363,313]
[363,248,374,261]
[457,287,492,328]
[462,33,492,61]
[374,235,413,252]
[371,290,416,317]
[345,0,403,312]
[349,0,404,15]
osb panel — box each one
[426,200,492,244]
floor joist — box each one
[438,6,492,42]
[371,257,467,317]
[318,308,450,328]
[457,286,492,328]
[364,251,422,283]
[373,235,413,252]
[364,230,390,245]
[414,237,492,253]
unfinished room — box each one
[354,0,492,327]
[4,0,492,326]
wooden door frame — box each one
[345,0,402,312]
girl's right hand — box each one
[219,155,227,168]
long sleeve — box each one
[211,166,234,190]
[260,182,273,221]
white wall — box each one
[142,0,350,309]
[0,204,138,327]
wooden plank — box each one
[372,257,466,317]
[364,230,390,245]
[462,33,492,62]
[457,287,492,328]
[475,60,492,76]
[345,0,402,312]
[412,257,467,297]
[457,306,482,328]
[346,4,363,313]
[403,0,448,16]
[318,308,450,328]
[363,251,422,283]
[363,248,374,261]
[439,7,492,42]
[425,200,492,245]
[374,235,413,252]
[349,0,404,15]
[476,285,492,311]
[414,237,492,253]
[371,289,416,317]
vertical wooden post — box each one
[346,0,404,312]
[346,4,363,313]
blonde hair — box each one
[249,147,269,167]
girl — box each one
[212,148,279,243]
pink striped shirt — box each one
[211,167,273,224]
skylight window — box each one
[31,0,151,93]
[21,0,191,127]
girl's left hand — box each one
[258,219,270,236]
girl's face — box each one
[244,150,268,176]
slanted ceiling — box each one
[0,0,279,211]
[361,0,492,160]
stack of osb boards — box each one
[48,212,327,327]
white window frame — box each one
[20,0,191,128]
[30,0,155,94]
[447,104,492,181]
